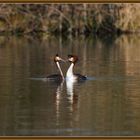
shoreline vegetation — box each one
[0,4,139,37]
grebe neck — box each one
[66,63,76,80]
[56,62,64,79]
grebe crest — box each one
[54,54,63,62]
[68,54,78,64]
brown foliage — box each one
[0,4,139,35]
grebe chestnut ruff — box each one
[66,54,87,81]
[47,54,65,81]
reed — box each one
[0,4,139,35]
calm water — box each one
[0,34,140,136]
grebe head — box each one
[54,54,65,63]
[68,54,78,64]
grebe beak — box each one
[59,58,66,62]
[64,59,70,62]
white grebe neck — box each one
[56,62,64,80]
[66,63,76,81]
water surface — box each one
[0,35,140,136]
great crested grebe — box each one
[66,54,87,81]
[47,54,65,81]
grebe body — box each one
[47,74,63,81]
[66,55,87,82]
[47,54,65,81]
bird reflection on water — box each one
[29,54,86,135]
[53,78,80,135]
[54,78,79,111]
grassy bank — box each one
[0,4,139,36]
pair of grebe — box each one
[47,54,87,82]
